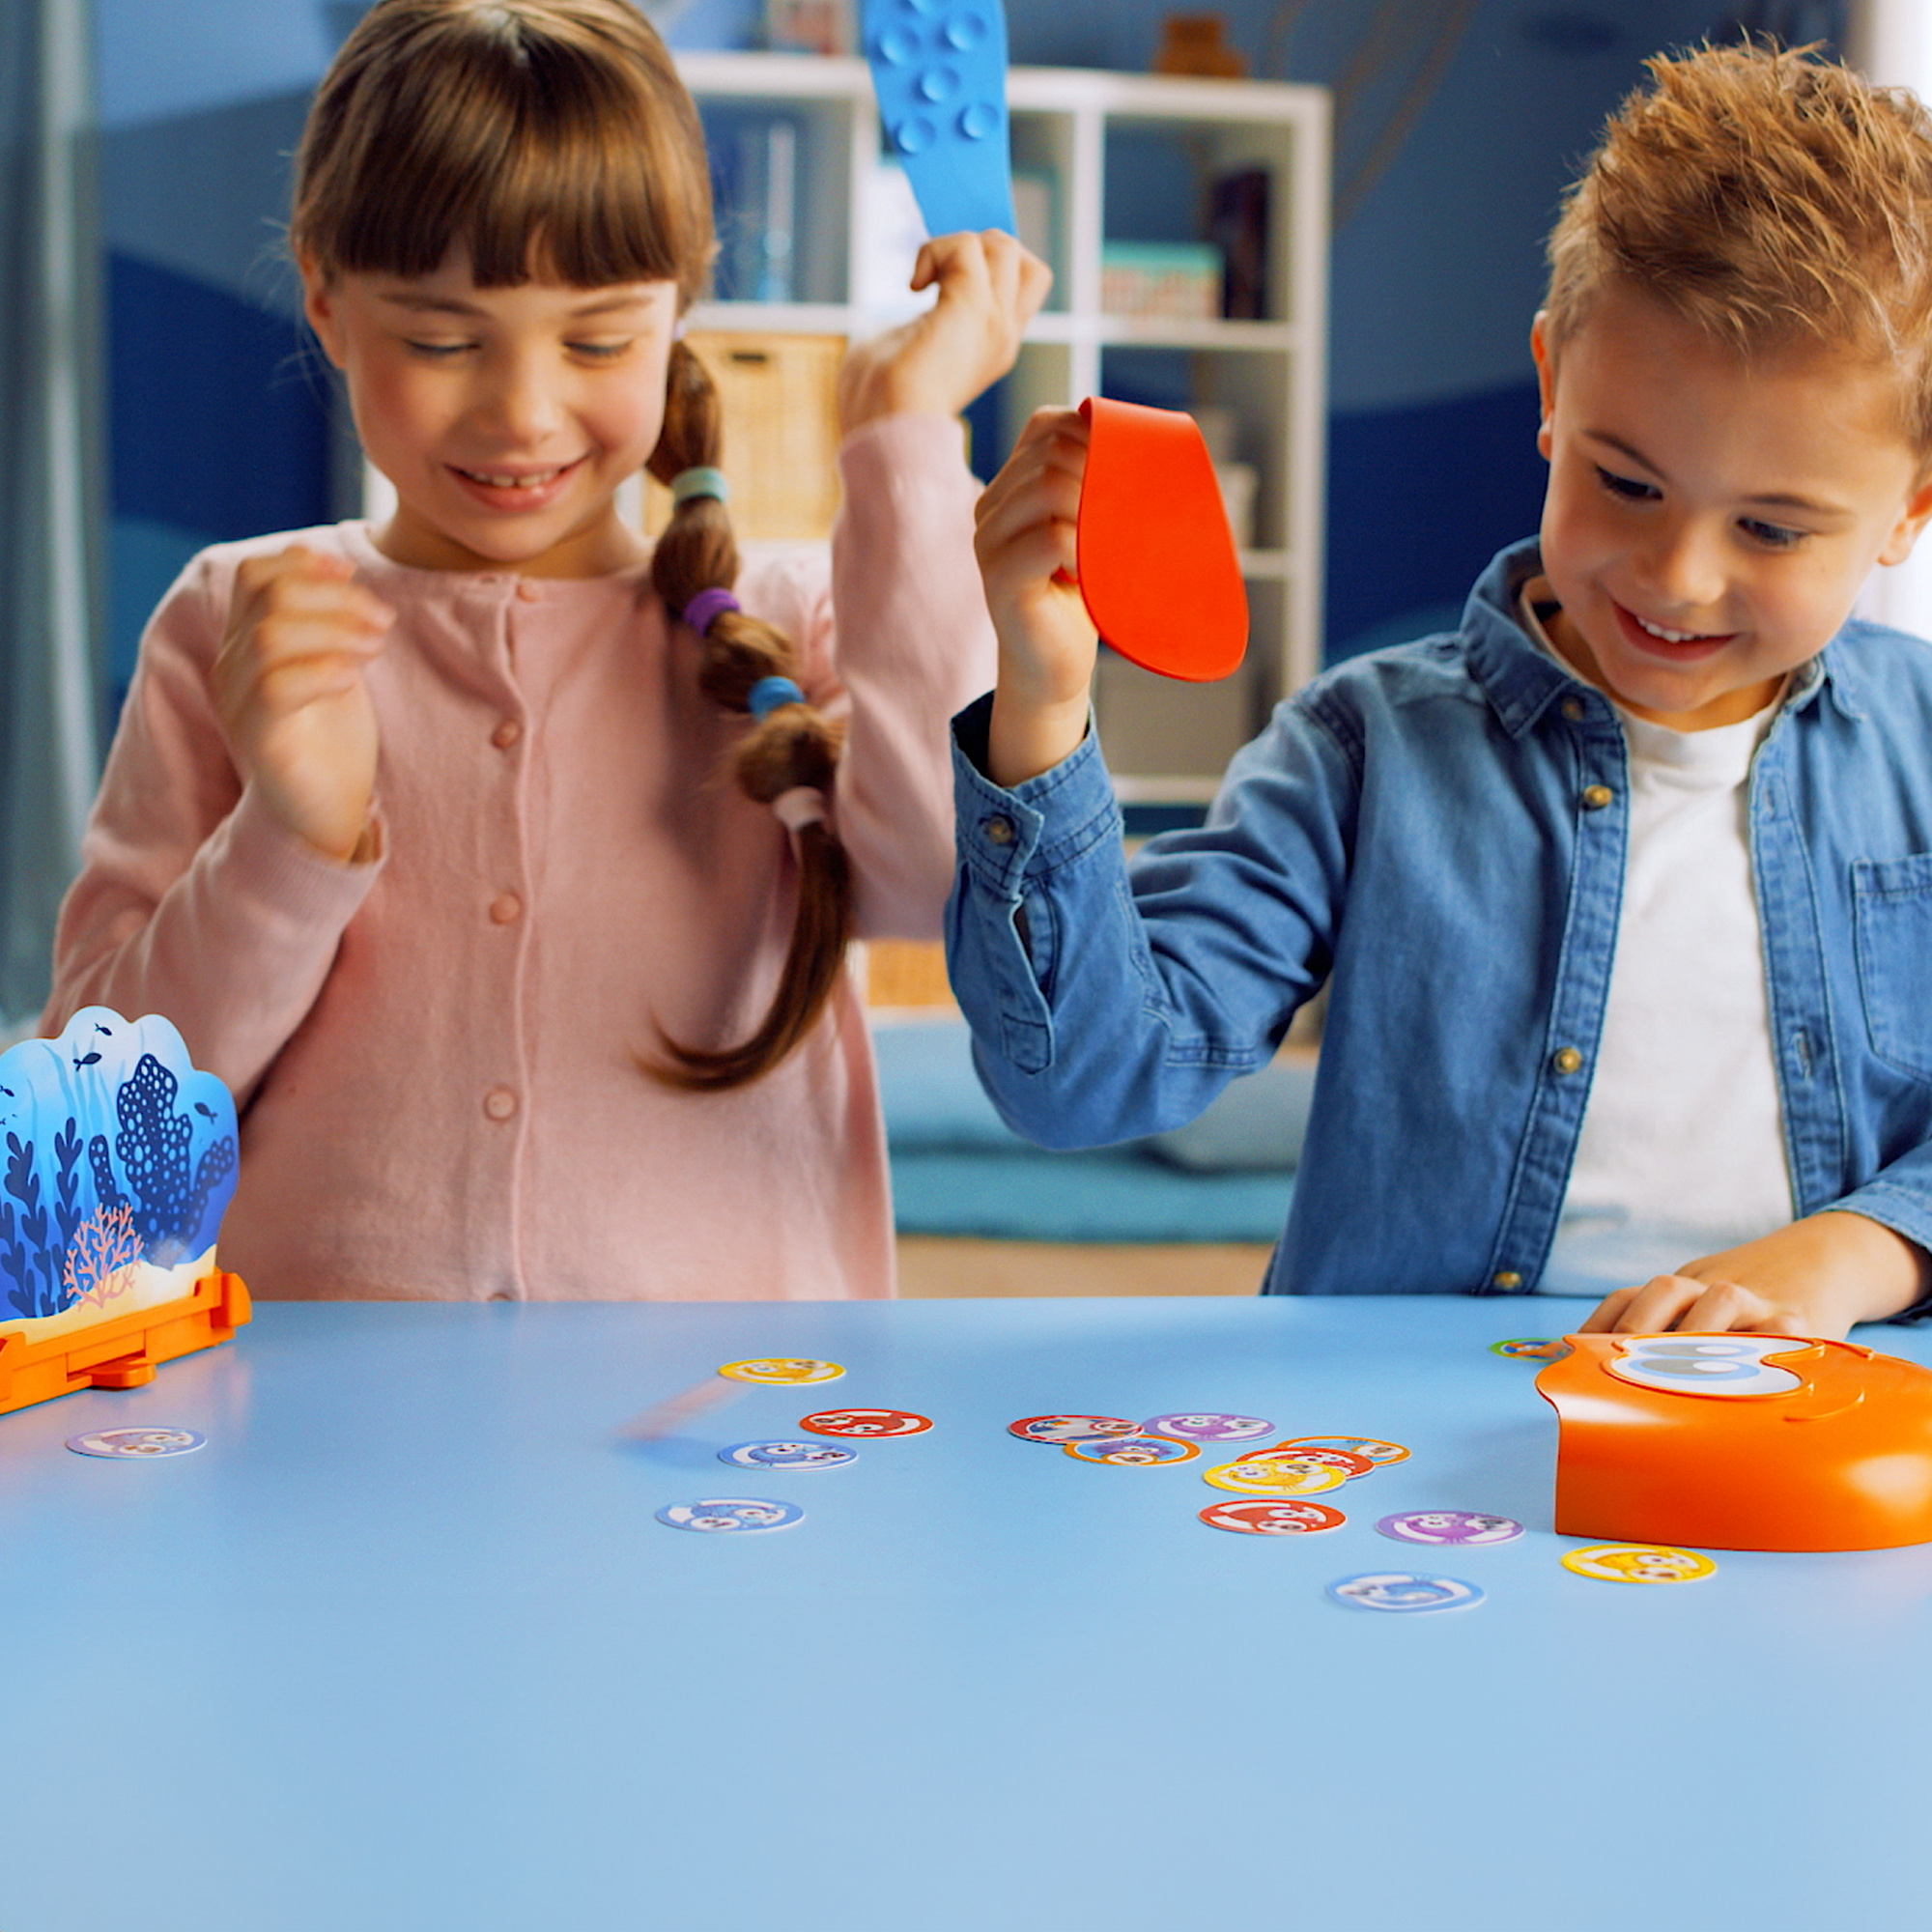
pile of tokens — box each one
[1005,1404,1717,1611]
[654,1358,934,1536]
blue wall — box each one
[94,0,1834,694]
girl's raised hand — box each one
[213,546,393,862]
[976,406,1096,787]
[838,229,1052,431]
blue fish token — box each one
[66,1427,206,1459]
[1143,1412,1273,1443]
[656,1497,805,1533]
[1327,1571,1484,1613]
[720,1440,859,1471]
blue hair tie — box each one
[747,675,805,720]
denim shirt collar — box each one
[1461,536,1861,736]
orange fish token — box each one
[1561,1543,1718,1584]
[716,1358,845,1385]
[1203,1456,1347,1497]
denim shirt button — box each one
[1492,1269,1522,1290]
[1552,1045,1584,1074]
[1561,696,1585,722]
[1580,783,1614,810]
[984,815,1016,846]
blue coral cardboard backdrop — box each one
[863,0,1016,238]
[0,1008,238,1321]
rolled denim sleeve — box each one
[945,693,1338,1150]
[1824,1148,1932,1320]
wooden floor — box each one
[896,1236,1269,1297]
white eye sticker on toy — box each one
[1606,1335,1804,1399]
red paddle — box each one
[1073,395,1248,682]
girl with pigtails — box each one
[43,0,1048,1301]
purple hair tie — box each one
[682,587,741,636]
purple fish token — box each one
[1008,1414,1140,1444]
[1063,1434,1200,1465]
[1142,1412,1273,1443]
[66,1427,205,1459]
[1378,1510,1523,1547]
[720,1440,859,1470]
[1200,1498,1346,1535]
[656,1497,804,1533]
[1327,1571,1484,1613]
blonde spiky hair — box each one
[1544,43,1932,450]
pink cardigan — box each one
[44,415,993,1301]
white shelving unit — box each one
[678,54,1332,801]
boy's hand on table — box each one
[1577,1210,1930,1342]
[976,406,1097,786]
[215,545,393,864]
[837,230,1051,431]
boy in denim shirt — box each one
[948,44,1932,1340]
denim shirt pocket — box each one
[1854,854,1932,1083]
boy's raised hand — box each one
[214,546,392,863]
[1578,1209,1931,1342]
[976,406,1097,786]
[837,230,1052,431]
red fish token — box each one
[1007,1414,1140,1444]
[798,1406,932,1437]
[1199,1498,1347,1536]
[1277,1435,1410,1466]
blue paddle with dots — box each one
[864,1,1247,683]
[862,0,1016,237]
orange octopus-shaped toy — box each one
[1535,1332,1932,1551]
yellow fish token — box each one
[716,1358,846,1385]
[1202,1456,1347,1497]
[1561,1543,1718,1584]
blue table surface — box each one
[5,1294,1930,1932]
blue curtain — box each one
[0,0,104,1029]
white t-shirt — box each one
[1520,594,1795,1294]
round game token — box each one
[719,1439,860,1470]
[1142,1412,1273,1443]
[1007,1414,1140,1444]
[716,1358,845,1385]
[1328,1571,1484,1612]
[1199,1498,1347,1535]
[1562,1543,1717,1584]
[1234,1444,1376,1479]
[1063,1434,1200,1465]
[65,1427,205,1459]
[1202,1456,1347,1496]
[656,1497,805,1533]
[1491,1337,1567,1360]
[1276,1435,1410,1466]
[798,1406,932,1437]
[1378,1510,1523,1547]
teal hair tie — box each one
[669,466,728,506]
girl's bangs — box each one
[306,28,714,295]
